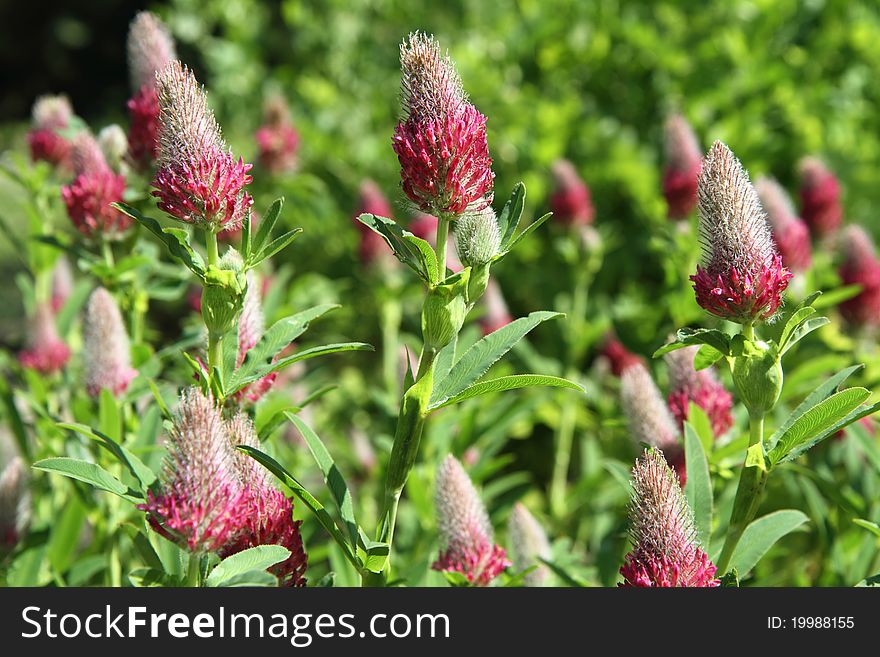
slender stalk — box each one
[380,295,402,401]
[435,215,450,274]
[204,231,222,375]
[101,239,115,271]
[717,411,768,574]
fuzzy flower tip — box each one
[755,176,812,273]
[507,503,551,586]
[355,180,395,267]
[0,456,30,552]
[799,157,842,239]
[139,390,307,585]
[455,205,501,267]
[19,303,70,375]
[61,133,130,238]
[691,142,792,323]
[235,272,277,403]
[393,32,494,217]
[662,114,702,219]
[619,363,686,483]
[550,159,594,227]
[599,335,644,378]
[838,225,880,329]
[665,345,733,438]
[432,455,509,586]
[256,95,299,174]
[51,256,73,313]
[152,61,253,231]
[28,95,74,168]
[619,449,720,587]
[83,288,137,398]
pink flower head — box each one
[432,455,510,586]
[355,180,396,267]
[691,142,793,324]
[140,389,249,554]
[82,288,137,398]
[225,414,307,586]
[799,157,842,239]
[18,303,70,374]
[755,176,812,273]
[126,13,175,167]
[233,272,277,403]
[665,345,733,438]
[479,279,512,336]
[619,449,720,587]
[392,32,494,217]
[507,502,552,587]
[27,95,73,169]
[152,61,253,231]
[662,113,702,219]
[549,159,594,227]
[838,225,880,329]
[50,256,73,313]
[256,95,299,174]
[61,132,130,238]
[599,334,644,377]
[0,456,30,553]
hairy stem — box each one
[435,215,450,276]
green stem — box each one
[101,239,115,271]
[717,412,768,574]
[204,230,222,377]
[435,215,450,276]
[205,230,219,267]
[380,295,402,401]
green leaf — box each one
[114,203,205,277]
[236,446,361,572]
[249,228,303,268]
[429,374,583,410]
[226,304,339,391]
[653,328,731,358]
[729,510,809,577]
[498,212,552,257]
[285,412,359,552]
[57,422,157,491]
[853,519,880,538]
[687,403,715,450]
[496,182,526,250]
[430,311,562,407]
[856,574,880,587]
[229,342,373,394]
[777,306,817,352]
[780,317,830,356]
[538,558,589,587]
[129,568,173,587]
[768,388,871,465]
[357,214,436,283]
[205,545,291,587]
[33,457,141,502]
[683,422,713,546]
[98,388,122,443]
[250,198,283,257]
[812,285,860,310]
[693,344,724,371]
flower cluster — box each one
[61,132,130,238]
[799,157,842,239]
[549,159,594,227]
[126,12,177,166]
[619,449,719,587]
[152,61,253,231]
[432,455,509,586]
[838,225,880,329]
[27,95,74,169]
[662,114,702,219]
[140,389,307,586]
[18,302,70,375]
[599,334,644,378]
[392,33,494,217]
[691,142,792,324]
[82,288,138,398]
[507,503,552,586]
[0,456,30,554]
[255,95,300,174]
[755,176,812,273]
[665,345,733,438]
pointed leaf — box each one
[729,510,809,577]
[57,422,157,491]
[251,198,284,256]
[114,203,205,277]
[683,422,713,546]
[205,545,290,587]
[653,328,731,358]
[33,457,141,502]
[429,374,583,410]
[357,214,435,283]
[496,182,526,250]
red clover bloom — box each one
[619,449,719,587]
[662,113,702,220]
[507,502,552,587]
[838,225,880,330]
[255,95,300,174]
[392,33,494,217]
[549,159,594,227]
[691,142,792,324]
[152,61,253,231]
[18,303,70,375]
[665,345,733,438]
[799,157,842,240]
[599,334,644,378]
[82,288,138,398]
[27,95,74,169]
[432,455,509,586]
